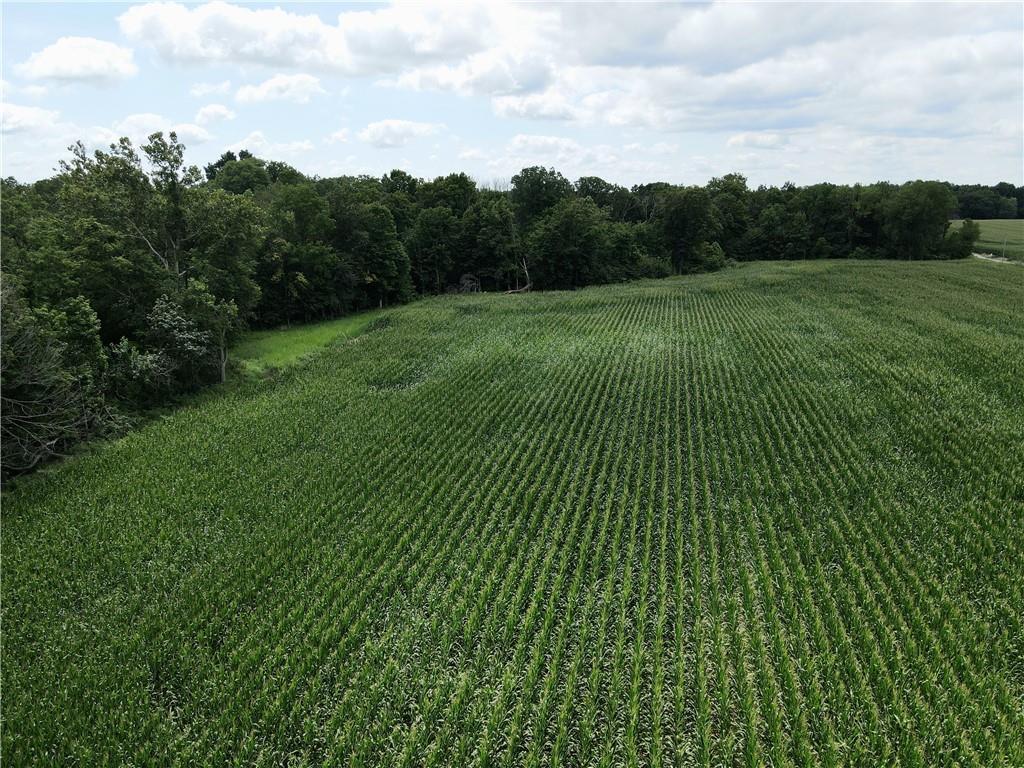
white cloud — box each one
[380,2,1022,159]
[1,103,61,134]
[190,80,231,97]
[727,132,788,150]
[507,134,586,162]
[458,133,723,184]
[226,130,314,156]
[624,141,679,156]
[492,90,580,121]
[119,2,340,68]
[326,128,349,144]
[236,74,325,104]
[195,104,236,124]
[119,1,492,74]
[18,36,137,82]
[357,119,442,148]
[4,2,1022,186]
[394,49,553,97]
[112,1,1023,169]
[92,113,212,146]
[171,123,213,145]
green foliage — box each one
[4,261,1023,764]
[526,196,611,288]
[706,173,750,256]
[655,186,723,271]
[632,250,673,279]
[406,206,459,294]
[144,293,213,388]
[266,160,305,186]
[693,240,727,271]
[3,131,995,474]
[212,156,271,195]
[418,172,477,216]
[883,181,956,260]
[794,183,857,258]
[951,218,1024,261]
[954,184,1021,219]
[1,282,105,475]
[232,309,383,371]
[575,176,636,221]
[270,183,332,243]
[106,337,173,405]
[185,186,264,315]
[749,202,811,260]
[461,195,520,290]
[351,202,412,307]
[942,218,980,259]
[511,166,573,227]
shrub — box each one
[106,338,174,407]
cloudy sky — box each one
[2,1,1021,186]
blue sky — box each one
[2,1,1022,186]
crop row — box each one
[3,260,1022,766]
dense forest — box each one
[951,183,1024,220]
[1,131,1015,475]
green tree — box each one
[575,176,637,221]
[205,151,237,181]
[271,183,333,244]
[707,174,750,257]
[883,181,956,259]
[1,281,104,476]
[406,207,458,294]
[351,203,412,307]
[851,183,896,256]
[655,186,722,272]
[60,133,202,283]
[179,280,241,383]
[526,197,611,289]
[511,166,573,228]
[266,161,305,186]
[213,156,271,195]
[749,202,811,260]
[418,172,477,216]
[794,183,856,258]
[942,219,980,259]
[143,293,211,390]
[185,187,265,317]
[462,195,521,290]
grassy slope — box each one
[952,218,1024,261]
[232,309,385,372]
[4,261,1024,766]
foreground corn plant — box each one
[4,260,1023,767]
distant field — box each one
[952,218,1024,261]
[4,261,1024,766]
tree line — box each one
[950,183,1023,220]
[1,132,996,476]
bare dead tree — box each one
[505,256,533,293]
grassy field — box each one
[4,260,1024,766]
[232,309,385,372]
[952,218,1024,261]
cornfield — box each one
[4,260,1023,766]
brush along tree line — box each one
[0,131,999,475]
